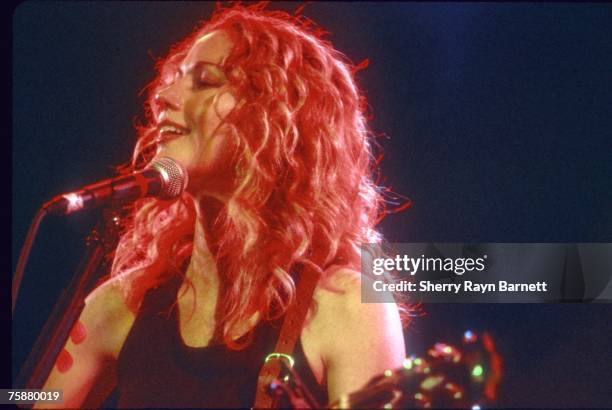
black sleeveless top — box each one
[116,277,327,408]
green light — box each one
[384,369,393,377]
[384,403,393,409]
[414,358,422,366]
[420,375,443,391]
[471,364,484,378]
[414,393,423,401]
[402,358,413,370]
[265,352,295,368]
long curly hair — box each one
[108,3,405,349]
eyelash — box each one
[194,70,222,89]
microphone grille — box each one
[149,157,188,199]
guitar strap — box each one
[253,264,322,409]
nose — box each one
[154,81,182,113]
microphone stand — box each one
[15,208,123,391]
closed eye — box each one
[193,63,225,89]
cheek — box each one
[199,91,236,134]
[216,92,237,117]
[198,130,235,173]
[195,92,237,165]
[215,131,237,164]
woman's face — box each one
[154,30,237,200]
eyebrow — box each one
[180,61,222,77]
[159,57,186,85]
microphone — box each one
[43,157,188,216]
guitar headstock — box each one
[330,330,503,409]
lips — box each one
[156,120,190,143]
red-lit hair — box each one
[108,3,400,349]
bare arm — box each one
[303,269,406,404]
[34,279,135,409]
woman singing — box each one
[38,4,406,408]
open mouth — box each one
[156,122,191,143]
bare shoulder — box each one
[80,276,136,358]
[83,276,134,324]
[309,266,404,345]
[301,266,406,401]
[35,277,136,408]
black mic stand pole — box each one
[15,208,123,392]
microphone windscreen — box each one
[148,157,188,199]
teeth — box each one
[159,125,185,135]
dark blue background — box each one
[12,2,612,407]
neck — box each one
[185,195,225,284]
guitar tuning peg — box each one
[429,342,462,363]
